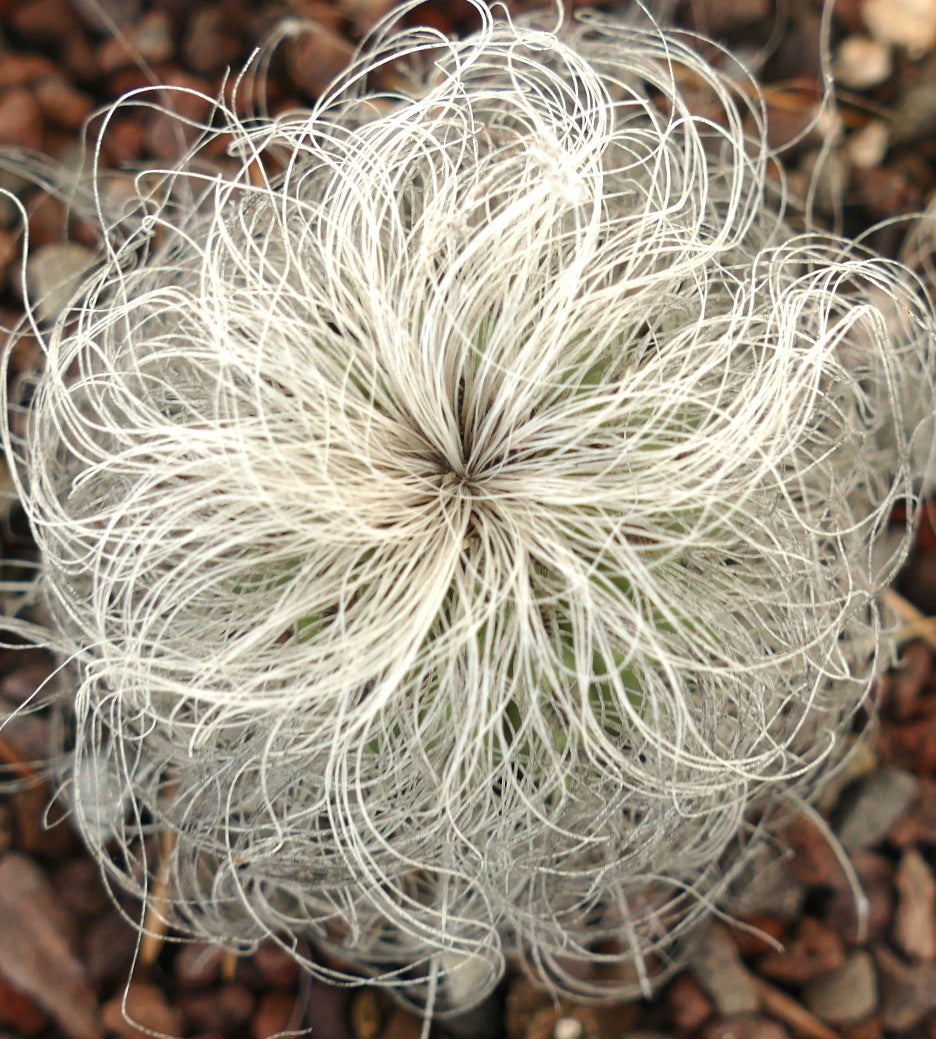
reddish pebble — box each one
[690,0,769,34]
[101,983,186,1039]
[253,939,301,988]
[842,1016,884,1039]
[759,917,845,985]
[728,914,787,958]
[102,117,145,165]
[286,27,355,97]
[890,642,933,720]
[175,942,225,989]
[82,910,141,987]
[0,52,57,89]
[879,717,936,775]
[95,36,140,76]
[379,1009,421,1039]
[666,973,714,1031]
[825,852,894,945]
[783,814,850,890]
[252,990,298,1039]
[34,77,92,130]
[0,89,42,150]
[183,5,244,74]
[143,72,213,159]
[852,166,922,220]
[26,193,67,250]
[51,856,109,919]
[9,0,81,42]
[0,977,48,1035]
[177,985,255,1034]
[890,777,936,846]
[61,32,98,82]
[305,982,351,1039]
[0,660,57,706]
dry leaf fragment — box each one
[0,853,102,1039]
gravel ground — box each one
[1,0,936,1036]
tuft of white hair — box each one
[3,0,935,1015]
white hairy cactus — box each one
[3,0,935,1016]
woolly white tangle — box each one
[4,1,936,1014]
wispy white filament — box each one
[3,1,935,1014]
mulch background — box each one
[1,0,935,1036]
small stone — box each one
[143,72,213,159]
[61,34,98,82]
[666,973,714,1031]
[0,713,48,765]
[506,977,552,1039]
[553,1020,582,1039]
[891,642,934,719]
[177,986,255,1034]
[524,1005,622,1039]
[101,984,185,1039]
[862,0,936,53]
[728,914,787,958]
[252,939,300,988]
[33,77,92,130]
[690,924,760,1016]
[70,0,139,33]
[0,53,57,89]
[891,777,936,846]
[25,192,66,250]
[729,846,805,920]
[0,657,56,707]
[0,978,48,1035]
[0,89,42,150]
[82,911,139,987]
[825,851,895,944]
[759,917,845,985]
[95,35,136,75]
[690,0,770,33]
[102,118,145,165]
[784,814,851,889]
[134,11,174,63]
[836,768,918,850]
[842,1018,884,1039]
[698,1016,790,1039]
[336,0,396,29]
[174,943,224,989]
[252,990,298,1039]
[894,849,936,959]
[287,26,355,97]
[834,36,893,89]
[9,0,81,42]
[765,101,818,154]
[380,1009,421,1039]
[51,857,109,919]
[875,944,936,1030]
[25,243,96,325]
[847,120,890,170]
[803,950,878,1026]
[303,983,350,1039]
[183,6,243,74]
